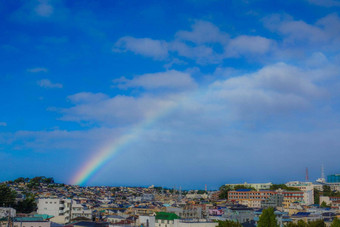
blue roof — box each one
[292,212,311,217]
[14,217,46,222]
[34,214,54,220]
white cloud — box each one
[59,63,331,127]
[316,13,340,39]
[61,92,179,125]
[306,52,329,67]
[0,122,7,127]
[263,13,340,45]
[114,20,276,64]
[113,70,197,90]
[113,36,168,60]
[169,41,222,64]
[308,0,340,7]
[67,92,108,104]
[1,127,123,153]
[209,63,326,117]
[225,35,275,57]
[280,20,327,43]
[175,20,229,44]
[27,67,48,73]
[37,79,63,88]
[34,0,54,17]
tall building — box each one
[279,191,304,208]
[228,189,276,208]
[225,182,272,191]
[261,194,284,208]
[327,174,340,183]
[37,198,92,224]
[228,189,306,208]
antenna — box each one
[178,186,182,201]
[321,164,325,180]
[305,167,309,182]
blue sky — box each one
[1,0,340,189]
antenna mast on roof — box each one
[305,167,309,182]
[178,186,182,201]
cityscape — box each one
[1,171,340,227]
[1,0,340,227]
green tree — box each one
[308,220,325,227]
[197,190,207,194]
[257,207,279,227]
[270,184,300,191]
[321,185,340,197]
[331,218,340,227]
[285,220,308,227]
[219,185,232,199]
[314,189,320,205]
[216,220,242,227]
[14,177,26,183]
[15,196,37,213]
[322,185,331,195]
[0,184,17,207]
[233,185,255,191]
[320,201,330,208]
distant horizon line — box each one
[2,175,333,191]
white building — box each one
[225,182,272,191]
[303,190,314,205]
[156,219,217,227]
[37,198,92,224]
[0,207,16,218]
[138,215,155,227]
[106,215,126,223]
[285,181,314,205]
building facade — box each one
[228,190,275,208]
[37,198,92,224]
[225,183,272,191]
[327,174,340,183]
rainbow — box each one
[70,92,195,185]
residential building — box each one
[37,198,92,224]
[155,212,216,227]
[225,183,272,191]
[155,212,180,227]
[320,196,340,207]
[221,206,254,224]
[261,194,284,208]
[228,190,275,208]
[13,217,51,227]
[142,194,155,202]
[105,215,126,223]
[0,208,16,218]
[138,215,155,227]
[279,191,304,208]
[208,209,223,216]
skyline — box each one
[1,0,340,189]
